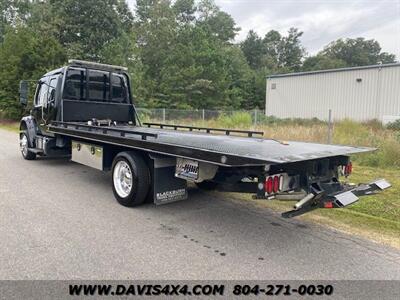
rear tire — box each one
[20,131,36,160]
[111,151,150,207]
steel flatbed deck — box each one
[49,121,373,167]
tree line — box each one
[0,0,396,119]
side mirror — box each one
[19,80,29,106]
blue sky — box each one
[127,0,400,59]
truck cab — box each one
[19,60,136,159]
[31,68,62,135]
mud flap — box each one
[282,179,391,218]
[149,155,188,205]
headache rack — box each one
[143,122,264,138]
[67,59,128,72]
[50,121,158,140]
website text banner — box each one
[0,280,399,299]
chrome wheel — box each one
[20,134,28,157]
[113,160,133,198]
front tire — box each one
[111,151,150,207]
[20,131,36,160]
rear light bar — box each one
[264,174,284,195]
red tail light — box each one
[265,177,273,194]
[344,162,353,176]
[273,176,280,193]
[265,175,284,194]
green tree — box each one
[220,45,254,109]
[0,0,30,42]
[261,30,281,71]
[240,30,264,69]
[277,27,305,71]
[321,37,396,67]
[0,26,66,119]
[241,28,305,72]
[173,0,196,24]
[197,0,239,43]
[146,24,231,109]
[132,0,248,109]
[132,0,177,107]
[5,0,397,117]
[302,55,347,71]
[30,0,134,62]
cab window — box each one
[88,70,110,101]
[62,68,129,103]
[111,73,128,103]
[63,68,86,100]
[48,78,58,102]
[35,80,49,106]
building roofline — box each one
[266,62,400,79]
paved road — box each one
[0,128,399,280]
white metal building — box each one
[265,63,400,122]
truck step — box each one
[28,148,44,154]
[28,147,70,156]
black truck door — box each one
[31,77,49,134]
[43,76,59,123]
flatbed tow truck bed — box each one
[49,121,373,167]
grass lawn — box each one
[0,121,19,132]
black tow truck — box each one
[18,60,391,218]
